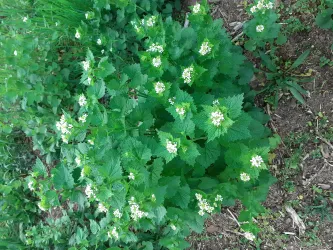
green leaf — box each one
[151,158,164,186]
[98,150,122,179]
[90,220,100,235]
[33,157,47,177]
[259,51,277,72]
[95,57,115,78]
[196,140,221,168]
[288,49,310,71]
[153,206,167,224]
[288,87,305,104]
[172,185,190,209]
[179,139,200,166]
[220,94,244,119]
[52,164,74,190]
[198,177,219,190]
[87,80,105,99]
[123,64,148,88]
[315,8,333,29]
[142,241,154,250]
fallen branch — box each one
[285,205,306,235]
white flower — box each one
[14,50,17,56]
[101,49,105,54]
[197,198,214,216]
[154,81,165,94]
[85,12,89,19]
[146,16,157,27]
[256,25,264,32]
[244,232,255,241]
[28,181,34,191]
[23,16,28,22]
[176,107,186,116]
[250,6,257,13]
[193,3,201,14]
[215,194,223,202]
[56,114,73,135]
[97,38,102,45]
[182,66,194,84]
[213,99,219,106]
[170,224,177,231]
[199,41,212,56]
[129,200,148,221]
[195,193,202,201]
[108,227,119,240]
[79,113,88,123]
[152,56,162,67]
[75,156,82,166]
[168,97,176,105]
[250,155,264,167]
[166,140,177,154]
[128,172,135,180]
[266,2,274,9]
[240,172,250,182]
[88,139,94,145]
[98,203,108,213]
[78,94,87,107]
[151,194,156,201]
[61,134,69,144]
[55,22,59,27]
[147,43,164,53]
[210,111,224,127]
[82,60,90,71]
[87,77,92,85]
[75,30,80,39]
[80,168,85,178]
[113,209,122,218]
[257,1,264,9]
[85,184,96,199]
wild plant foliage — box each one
[0,0,281,249]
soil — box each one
[186,0,333,249]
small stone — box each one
[206,225,219,233]
[286,218,292,224]
[318,184,330,190]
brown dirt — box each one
[186,0,333,249]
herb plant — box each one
[0,0,280,249]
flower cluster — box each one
[147,43,164,53]
[78,114,87,123]
[166,140,177,154]
[75,156,82,166]
[240,172,250,182]
[176,107,186,117]
[56,114,73,144]
[193,3,201,14]
[146,16,157,27]
[128,172,135,180]
[250,155,264,167]
[97,38,102,45]
[23,16,28,23]
[85,184,96,199]
[199,41,212,56]
[98,203,108,213]
[154,81,165,94]
[195,193,214,216]
[28,181,34,191]
[215,194,223,202]
[250,0,274,13]
[256,25,265,33]
[182,66,194,84]
[130,21,141,32]
[82,60,90,71]
[244,232,255,241]
[75,30,80,39]
[168,97,176,105]
[210,111,224,127]
[152,56,162,67]
[113,209,122,218]
[129,197,148,221]
[108,227,119,240]
[78,94,87,107]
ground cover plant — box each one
[0,0,289,249]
